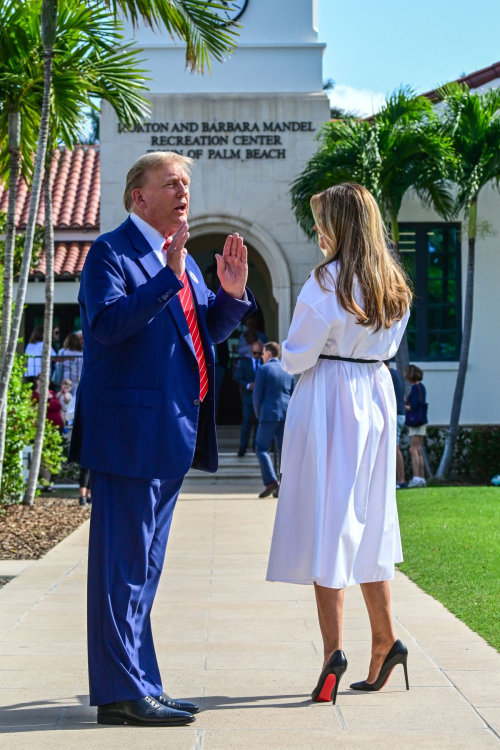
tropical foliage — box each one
[435,84,500,479]
[291,87,454,242]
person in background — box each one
[32,375,64,431]
[235,338,263,457]
[237,314,267,357]
[25,325,56,384]
[58,333,84,394]
[253,342,295,498]
[79,467,91,507]
[75,330,84,349]
[385,360,407,489]
[32,375,65,491]
[57,378,74,422]
[404,364,428,488]
[52,326,61,353]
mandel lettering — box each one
[118,120,315,160]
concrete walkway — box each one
[1,480,500,749]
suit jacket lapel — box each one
[124,216,164,279]
[124,216,196,357]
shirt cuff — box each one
[246,383,252,390]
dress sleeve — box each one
[281,299,331,375]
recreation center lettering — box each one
[117,120,316,160]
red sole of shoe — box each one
[313,673,337,702]
[379,666,395,690]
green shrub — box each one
[1,353,64,503]
[401,424,500,484]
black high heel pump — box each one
[350,639,409,692]
[311,649,348,704]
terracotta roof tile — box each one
[424,61,500,101]
[0,145,100,230]
[33,241,91,279]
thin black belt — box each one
[318,354,380,364]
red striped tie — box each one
[162,241,208,401]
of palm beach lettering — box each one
[117,120,315,160]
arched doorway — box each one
[186,217,291,426]
[187,233,278,340]
[187,214,291,341]
[187,233,276,425]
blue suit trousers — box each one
[255,421,285,485]
[88,471,183,706]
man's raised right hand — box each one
[166,220,189,279]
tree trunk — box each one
[436,198,477,480]
[23,155,54,505]
[0,1,56,422]
[0,111,21,487]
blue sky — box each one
[318,0,500,116]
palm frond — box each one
[107,0,239,73]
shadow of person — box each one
[0,691,322,733]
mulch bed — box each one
[0,496,90,560]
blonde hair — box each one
[123,151,194,212]
[311,183,412,331]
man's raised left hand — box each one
[216,233,248,300]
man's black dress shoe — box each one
[259,481,279,498]
[237,448,246,457]
[155,692,200,714]
[97,695,195,726]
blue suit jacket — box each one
[252,358,295,422]
[69,217,256,479]
[235,356,260,404]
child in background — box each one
[57,379,74,424]
[404,365,428,488]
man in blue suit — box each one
[252,342,295,498]
[69,151,256,727]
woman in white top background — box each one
[25,325,56,382]
[266,183,412,703]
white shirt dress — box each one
[266,262,410,589]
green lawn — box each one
[397,486,500,651]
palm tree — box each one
[20,1,153,505]
[0,0,240,450]
[435,85,500,480]
[290,86,454,372]
[0,0,56,487]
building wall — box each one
[399,181,500,425]
[100,93,329,339]
[102,0,329,340]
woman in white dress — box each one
[266,184,412,704]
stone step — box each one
[186,468,261,480]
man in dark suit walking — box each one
[235,338,263,456]
[252,342,295,498]
[69,151,256,727]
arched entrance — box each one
[187,214,291,341]
[186,215,291,426]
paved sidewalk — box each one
[1,480,500,749]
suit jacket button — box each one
[157,297,162,302]
[193,398,200,406]
[168,288,174,293]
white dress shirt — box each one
[130,212,169,267]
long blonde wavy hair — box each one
[311,183,412,330]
